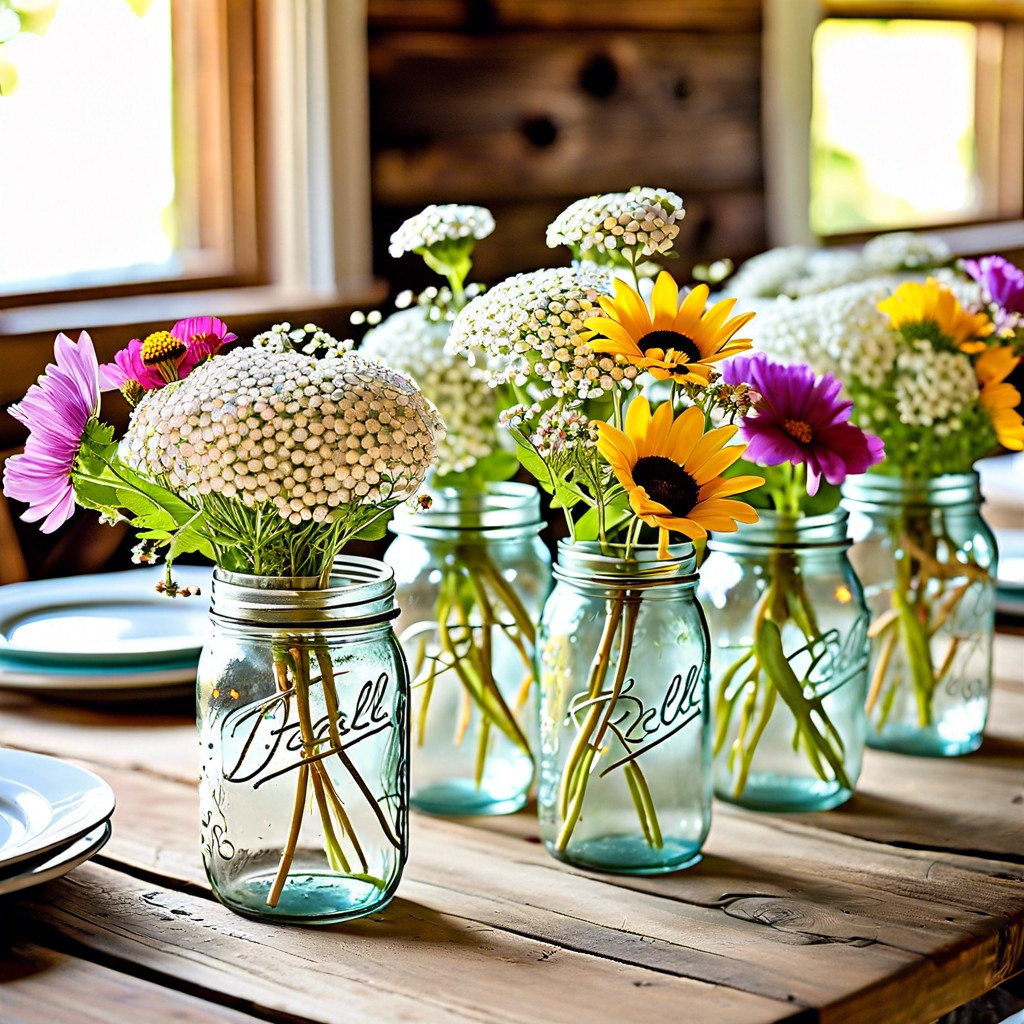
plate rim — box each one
[0,819,111,896]
[0,750,115,870]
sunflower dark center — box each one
[632,455,700,517]
[637,330,701,363]
[783,418,813,444]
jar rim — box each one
[389,481,543,535]
[211,557,397,627]
[842,470,981,509]
[707,508,851,552]
[554,539,697,589]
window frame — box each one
[763,0,1024,253]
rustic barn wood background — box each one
[367,0,767,292]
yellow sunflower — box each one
[584,271,755,384]
[976,346,1024,451]
[877,278,993,353]
[595,396,763,555]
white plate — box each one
[0,655,198,693]
[0,820,111,896]
[0,749,115,871]
[0,565,211,666]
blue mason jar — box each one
[844,472,998,756]
[537,542,711,874]
[386,483,550,816]
[197,560,409,923]
[701,510,870,811]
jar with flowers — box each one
[3,320,445,922]
[699,353,883,810]
[738,247,1023,757]
[360,204,551,816]
[449,187,765,873]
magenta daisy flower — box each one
[3,331,102,533]
[963,255,1024,320]
[99,316,236,394]
[723,353,884,494]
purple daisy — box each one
[3,331,101,532]
[964,255,1024,319]
[723,353,884,494]
[99,316,236,393]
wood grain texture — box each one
[0,643,1021,1023]
[0,941,265,1024]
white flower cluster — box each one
[893,342,977,431]
[360,307,498,478]
[122,346,444,525]
[447,266,638,399]
[727,232,949,300]
[388,204,495,258]
[500,402,598,459]
[545,186,684,261]
[252,322,353,357]
[861,231,950,272]
[747,280,899,390]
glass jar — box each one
[537,541,711,875]
[844,473,998,756]
[197,560,409,923]
[701,510,870,812]
[386,483,550,816]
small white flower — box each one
[447,265,638,399]
[122,346,444,523]
[389,204,495,258]
[360,307,499,478]
[546,186,685,263]
[861,231,950,272]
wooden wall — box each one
[367,0,767,292]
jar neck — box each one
[389,481,543,539]
[210,558,397,629]
[843,471,982,512]
[554,540,697,592]
[707,509,850,554]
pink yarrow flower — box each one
[2,331,101,532]
[99,316,236,393]
[723,353,884,494]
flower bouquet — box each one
[743,255,1023,755]
[700,353,883,810]
[449,186,764,871]
[361,205,549,816]
[3,319,444,920]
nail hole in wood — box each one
[521,115,559,149]
[579,54,619,99]
[673,77,692,101]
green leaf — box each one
[573,492,632,542]
[352,512,392,542]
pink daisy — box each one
[3,331,102,533]
[723,353,884,494]
[99,316,236,393]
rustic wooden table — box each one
[1,635,1022,1024]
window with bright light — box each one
[0,0,260,303]
[811,18,985,236]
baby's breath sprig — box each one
[389,204,495,309]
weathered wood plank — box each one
[0,941,265,1024]
[8,866,801,1024]
[369,33,762,205]
[68,759,1024,1023]
[367,0,764,32]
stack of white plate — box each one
[0,748,115,896]
[0,565,211,700]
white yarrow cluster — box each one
[748,281,899,389]
[546,186,684,261]
[360,307,498,477]
[447,266,639,399]
[389,204,495,258]
[861,231,950,272]
[723,246,813,298]
[122,346,444,525]
[893,343,976,430]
